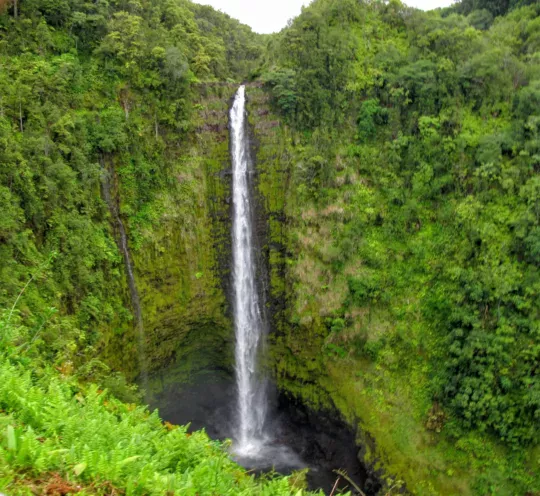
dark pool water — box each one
[149,370,379,495]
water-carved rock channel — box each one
[150,86,379,495]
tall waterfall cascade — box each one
[230,85,269,456]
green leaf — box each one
[118,455,141,466]
[6,425,16,452]
[73,462,87,476]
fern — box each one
[0,320,327,496]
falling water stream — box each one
[229,86,310,475]
[230,85,269,456]
[101,162,148,398]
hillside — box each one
[257,0,539,493]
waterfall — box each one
[230,85,269,456]
[101,162,148,398]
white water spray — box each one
[230,85,269,456]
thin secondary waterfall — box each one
[230,85,268,456]
[101,162,149,398]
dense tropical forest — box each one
[258,0,540,493]
[0,0,538,494]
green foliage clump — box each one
[356,99,388,142]
[0,317,315,495]
[262,69,298,122]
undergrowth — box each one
[0,315,320,496]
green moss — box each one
[103,85,236,386]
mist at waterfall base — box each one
[152,372,371,494]
[150,86,372,495]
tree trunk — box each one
[13,0,17,19]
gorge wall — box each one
[106,83,238,392]
[2,1,538,494]
[128,82,383,495]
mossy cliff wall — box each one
[100,82,528,496]
[137,84,236,393]
[102,84,237,392]
[244,84,431,495]
[245,84,332,400]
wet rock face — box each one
[276,393,381,495]
[134,83,236,392]
[150,369,236,438]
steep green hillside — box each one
[256,0,539,494]
[0,317,314,495]
[0,0,262,380]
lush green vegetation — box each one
[0,0,278,493]
[256,0,539,493]
[0,0,261,375]
[0,313,314,495]
[1,0,539,494]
